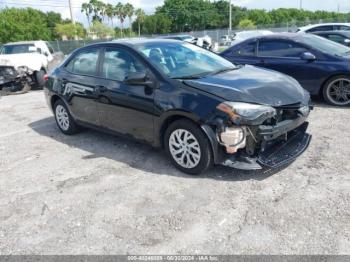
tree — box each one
[135,8,146,36]
[0,8,52,43]
[105,3,114,27]
[124,3,134,37]
[46,11,63,39]
[55,23,85,40]
[81,2,92,27]
[238,18,256,29]
[89,20,115,39]
[115,2,126,37]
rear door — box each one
[60,47,102,126]
[223,40,261,65]
[95,46,155,143]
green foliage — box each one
[238,19,256,29]
[55,23,86,40]
[0,8,56,44]
[89,21,115,39]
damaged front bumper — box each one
[0,66,32,91]
[220,112,312,170]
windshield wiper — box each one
[210,67,238,76]
[171,71,212,80]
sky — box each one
[1,0,350,27]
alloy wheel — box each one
[326,78,350,106]
[55,104,70,131]
[168,129,201,169]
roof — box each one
[298,23,350,31]
[4,40,44,46]
[95,38,184,47]
[313,30,350,35]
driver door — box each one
[95,46,155,143]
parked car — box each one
[231,30,273,44]
[158,35,195,42]
[313,31,350,46]
[220,33,350,106]
[44,39,312,175]
[297,23,350,33]
[0,40,63,94]
[220,35,234,46]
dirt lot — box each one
[0,91,349,255]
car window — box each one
[1,44,36,54]
[307,25,334,32]
[233,42,256,56]
[102,48,146,81]
[258,40,308,58]
[336,25,350,31]
[66,48,99,76]
[326,34,346,44]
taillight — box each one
[43,74,49,81]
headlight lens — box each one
[217,102,276,124]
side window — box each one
[232,42,256,56]
[258,40,308,58]
[327,34,346,44]
[66,48,99,76]
[46,42,54,54]
[336,25,350,31]
[307,25,333,33]
[102,48,146,81]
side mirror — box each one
[37,47,42,54]
[44,51,49,56]
[300,52,316,61]
[344,39,350,46]
[124,72,155,88]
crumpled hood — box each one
[0,53,47,71]
[184,65,310,107]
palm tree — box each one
[96,1,106,22]
[81,2,92,27]
[89,0,101,22]
[124,3,134,37]
[135,8,146,36]
[115,2,126,37]
[105,3,114,27]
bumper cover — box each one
[221,122,311,170]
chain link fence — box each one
[48,18,350,55]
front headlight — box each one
[217,102,276,124]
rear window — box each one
[66,48,99,76]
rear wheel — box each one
[323,76,350,106]
[53,99,79,135]
[164,119,213,175]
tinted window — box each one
[258,40,308,58]
[66,48,99,76]
[307,25,334,32]
[336,25,350,31]
[102,48,145,81]
[233,42,256,56]
[1,44,36,54]
[326,34,346,44]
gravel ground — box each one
[0,91,349,255]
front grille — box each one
[0,66,17,78]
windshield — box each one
[136,42,236,79]
[298,34,350,56]
[1,44,36,54]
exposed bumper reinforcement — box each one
[221,122,311,170]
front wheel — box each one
[323,76,350,106]
[164,119,213,175]
[53,99,79,135]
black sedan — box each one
[220,33,350,106]
[313,31,350,47]
[44,39,311,174]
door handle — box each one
[96,85,107,93]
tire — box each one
[323,75,350,106]
[164,119,213,175]
[35,69,46,89]
[53,99,79,135]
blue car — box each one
[220,33,350,106]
